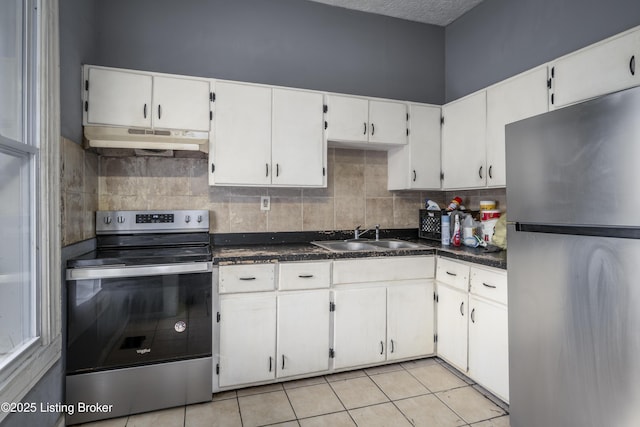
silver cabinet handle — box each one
[460,301,464,316]
[269,356,272,372]
[298,274,314,278]
[482,282,497,289]
[390,339,395,353]
[239,277,256,281]
[363,122,367,134]
[282,355,285,370]
[479,165,483,179]
[471,308,476,323]
[380,341,384,355]
[446,271,457,276]
[158,104,162,119]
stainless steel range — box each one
[65,210,213,425]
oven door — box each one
[66,262,212,375]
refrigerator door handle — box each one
[515,222,640,239]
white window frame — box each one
[0,0,61,421]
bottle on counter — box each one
[441,214,451,246]
[452,214,462,247]
[446,196,463,211]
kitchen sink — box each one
[311,239,429,252]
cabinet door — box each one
[551,29,640,109]
[387,104,441,190]
[277,290,330,378]
[368,99,407,145]
[441,91,487,189]
[272,89,325,187]
[486,67,549,187]
[436,283,468,372]
[212,81,272,186]
[469,295,509,402]
[152,76,211,132]
[85,67,152,128]
[333,287,386,369]
[387,282,435,361]
[218,294,276,387]
[325,95,369,143]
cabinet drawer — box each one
[435,257,470,291]
[333,256,434,284]
[219,263,275,294]
[278,261,331,290]
[470,266,507,305]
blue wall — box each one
[445,0,640,101]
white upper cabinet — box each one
[388,103,441,190]
[84,65,210,131]
[211,81,326,187]
[212,81,272,186]
[486,66,549,187]
[441,91,487,189]
[326,94,407,147]
[550,27,640,109]
[152,76,211,132]
[85,67,152,128]
[271,88,325,187]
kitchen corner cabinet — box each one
[83,65,211,131]
[435,257,509,402]
[326,94,408,147]
[441,91,487,189]
[387,103,442,190]
[485,66,549,187]
[210,81,325,187]
[549,27,640,109]
[332,256,435,369]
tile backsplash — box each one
[60,143,507,244]
[98,149,429,233]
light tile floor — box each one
[76,358,509,427]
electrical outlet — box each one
[260,196,271,211]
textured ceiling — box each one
[305,0,484,26]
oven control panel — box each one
[96,210,209,234]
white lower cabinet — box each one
[435,283,469,372]
[217,262,330,389]
[219,293,277,387]
[468,295,509,402]
[434,256,509,402]
[387,283,435,360]
[277,290,330,378]
[333,287,387,369]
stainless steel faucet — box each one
[354,224,380,240]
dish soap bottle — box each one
[441,214,450,246]
[452,214,462,247]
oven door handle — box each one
[66,262,213,280]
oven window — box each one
[67,272,212,374]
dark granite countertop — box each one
[212,239,506,270]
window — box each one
[0,0,38,368]
[0,0,60,414]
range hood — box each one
[84,126,209,153]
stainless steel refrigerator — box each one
[506,85,640,427]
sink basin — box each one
[311,240,379,252]
[311,239,429,252]
[369,239,427,249]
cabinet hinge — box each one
[216,363,220,375]
[440,171,444,181]
[210,111,213,121]
[406,128,409,136]
[324,121,328,130]
[433,291,436,301]
[440,116,444,125]
[211,163,215,174]
[216,312,220,322]
[547,78,552,89]
[406,113,409,121]
[84,101,88,112]
[322,167,326,177]
[329,302,336,312]
[85,80,89,91]
[434,334,438,343]
[323,104,328,113]
[210,92,216,102]
[329,348,335,358]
